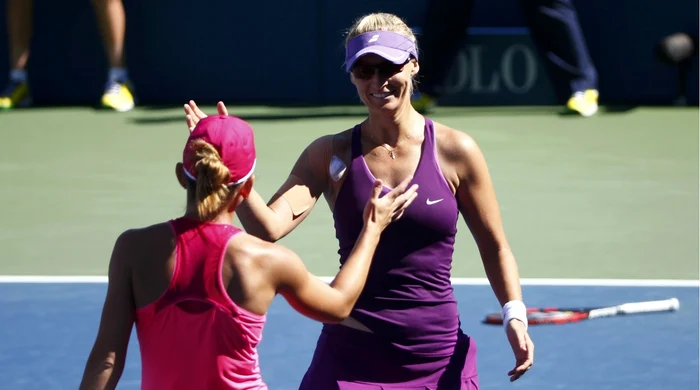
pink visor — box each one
[182,115,256,186]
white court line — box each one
[0,275,108,283]
[0,275,698,287]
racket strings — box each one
[526,310,588,324]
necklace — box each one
[364,133,399,159]
[363,122,421,160]
[381,145,397,159]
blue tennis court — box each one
[1,282,697,390]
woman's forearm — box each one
[481,247,523,306]
[236,189,285,242]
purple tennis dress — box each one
[298,119,479,390]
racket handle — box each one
[618,298,680,314]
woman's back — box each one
[131,217,267,390]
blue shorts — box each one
[298,325,479,390]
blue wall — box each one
[0,0,696,106]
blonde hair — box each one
[345,13,417,47]
[184,139,234,220]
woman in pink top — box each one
[79,114,418,390]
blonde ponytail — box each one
[186,139,232,220]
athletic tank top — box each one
[329,118,461,357]
[135,217,267,390]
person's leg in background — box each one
[412,0,474,114]
[0,0,33,110]
[91,0,134,112]
[519,0,599,116]
[655,32,698,105]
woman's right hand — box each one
[184,100,229,132]
[363,176,418,231]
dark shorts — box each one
[298,325,479,390]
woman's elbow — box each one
[318,301,354,324]
[330,308,353,323]
[330,297,359,323]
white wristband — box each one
[502,300,528,331]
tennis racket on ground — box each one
[483,298,680,326]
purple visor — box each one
[345,31,418,72]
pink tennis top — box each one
[135,217,268,390]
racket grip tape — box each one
[618,298,680,314]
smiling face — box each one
[350,54,419,113]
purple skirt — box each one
[298,325,479,390]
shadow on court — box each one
[0,101,642,122]
[120,104,642,125]
[128,109,369,124]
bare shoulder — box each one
[225,232,276,267]
[294,128,356,196]
[109,222,174,273]
[304,133,334,154]
[330,128,354,167]
[331,128,353,151]
[304,128,353,160]
[293,129,353,178]
[432,120,485,185]
[119,222,172,241]
[432,120,480,163]
[225,232,303,287]
[112,222,173,255]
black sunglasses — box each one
[351,58,411,80]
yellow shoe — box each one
[0,80,30,110]
[412,93,436,114]
[101,81,135,112]
[566,89,598,117]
